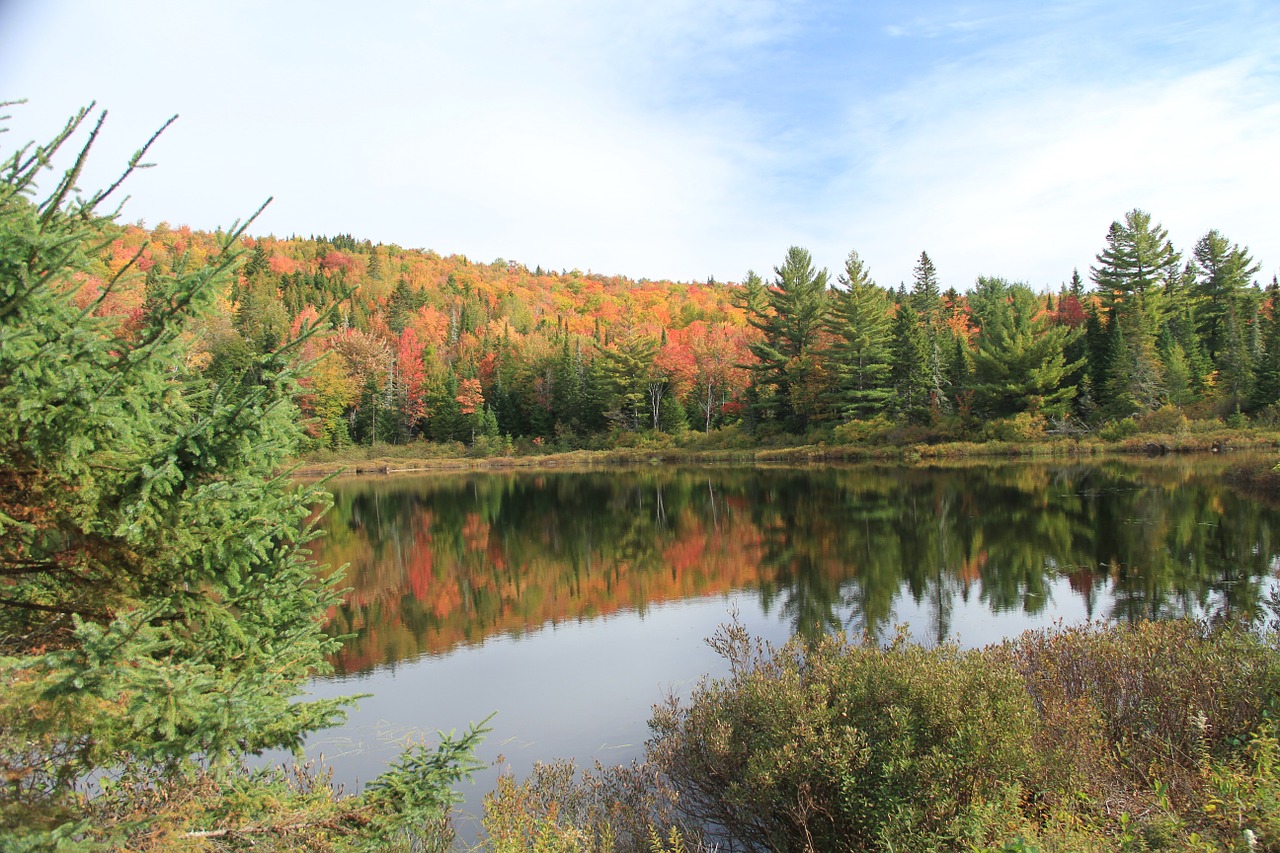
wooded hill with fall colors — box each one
[80,210,1279,451]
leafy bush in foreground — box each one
[481,760,693,853]
[647,623,1041,851]
[641,619,1280,853]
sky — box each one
[1,0,1278,291]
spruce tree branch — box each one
[7,103,88,194]
[0,560,61,577]
[39,109,106,223]
[0,594,110,619]
[75,243,145,323]
[87,114,177,213]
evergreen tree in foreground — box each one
[0,105,483,847]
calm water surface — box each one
[290,457,1280,830]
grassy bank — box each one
[291,423,1280,478]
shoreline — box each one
[289,429,1280,479]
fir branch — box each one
[87,114,177,213]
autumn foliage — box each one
[70,211,1280,452]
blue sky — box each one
[2,0,1277,290]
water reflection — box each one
[314,458,1279,674]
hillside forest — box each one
[77,210,1277,450]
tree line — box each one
[80,208,1276,448]
[741,214,1275,436]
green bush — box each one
[981,413,1047,442]
[647,624,1041,852]
[1098,416,1141,441]
[1135,404,1190,434]
[641,619,1280,852]
[1201,716,1280,845]
[671,423,756,452]
[831,416,896,445]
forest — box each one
[75,209,1278,454]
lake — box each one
[289,456,1280,833]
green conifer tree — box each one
[967,279,1082,418]
[1084,301,1114,416]
[0,107,491,846]
[889,286,930,424]
[1249,277,1280,412]
[1218,296,1255,412]
[1193,229,1260,362]
[910,251,948,413]
[743,247,831,431]
[823,250,893,421]
[1091,210,1181,311]
[1069,267,1085,299]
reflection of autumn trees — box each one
[314,461,1280,672]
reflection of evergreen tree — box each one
[746,471,848,640]
[835,477,903,643]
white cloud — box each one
[3,0,1278,289]
[814,35,1280,290]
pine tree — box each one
[1090,210,1178,416]
[1091,210,1181,312]
[387,275,425,333]
[910,251,948,414]
[911,251,941,318]
[1193,229,1260,362]
[733,269,768,317]
[967,279,1082,418]
[0,108,365,839]
[1218,296,1255,412]
[889,287,930,424]
[743,247,831,431]
[1163,261,1213,392]
[598,334,659,431]
[550,335,585,435]
[1084,301,1114,415]
[823,251,893,420]
[481,403,501,438]
[1069,267,1085,299]
[1249,277,1280,412]
[1157,325,1194,407]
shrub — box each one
[1136,404,1190,434]
[481,760,694,853]
[645,619,1280,852]
[1252,404,1280,429]
[997,619,1280,821]
[1098,417,1141,441]
[647,623,1041,852]
[981,413,1046,442]
[1201,716,1280,844]
[831,416,895,445]
[676,423,755,451]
